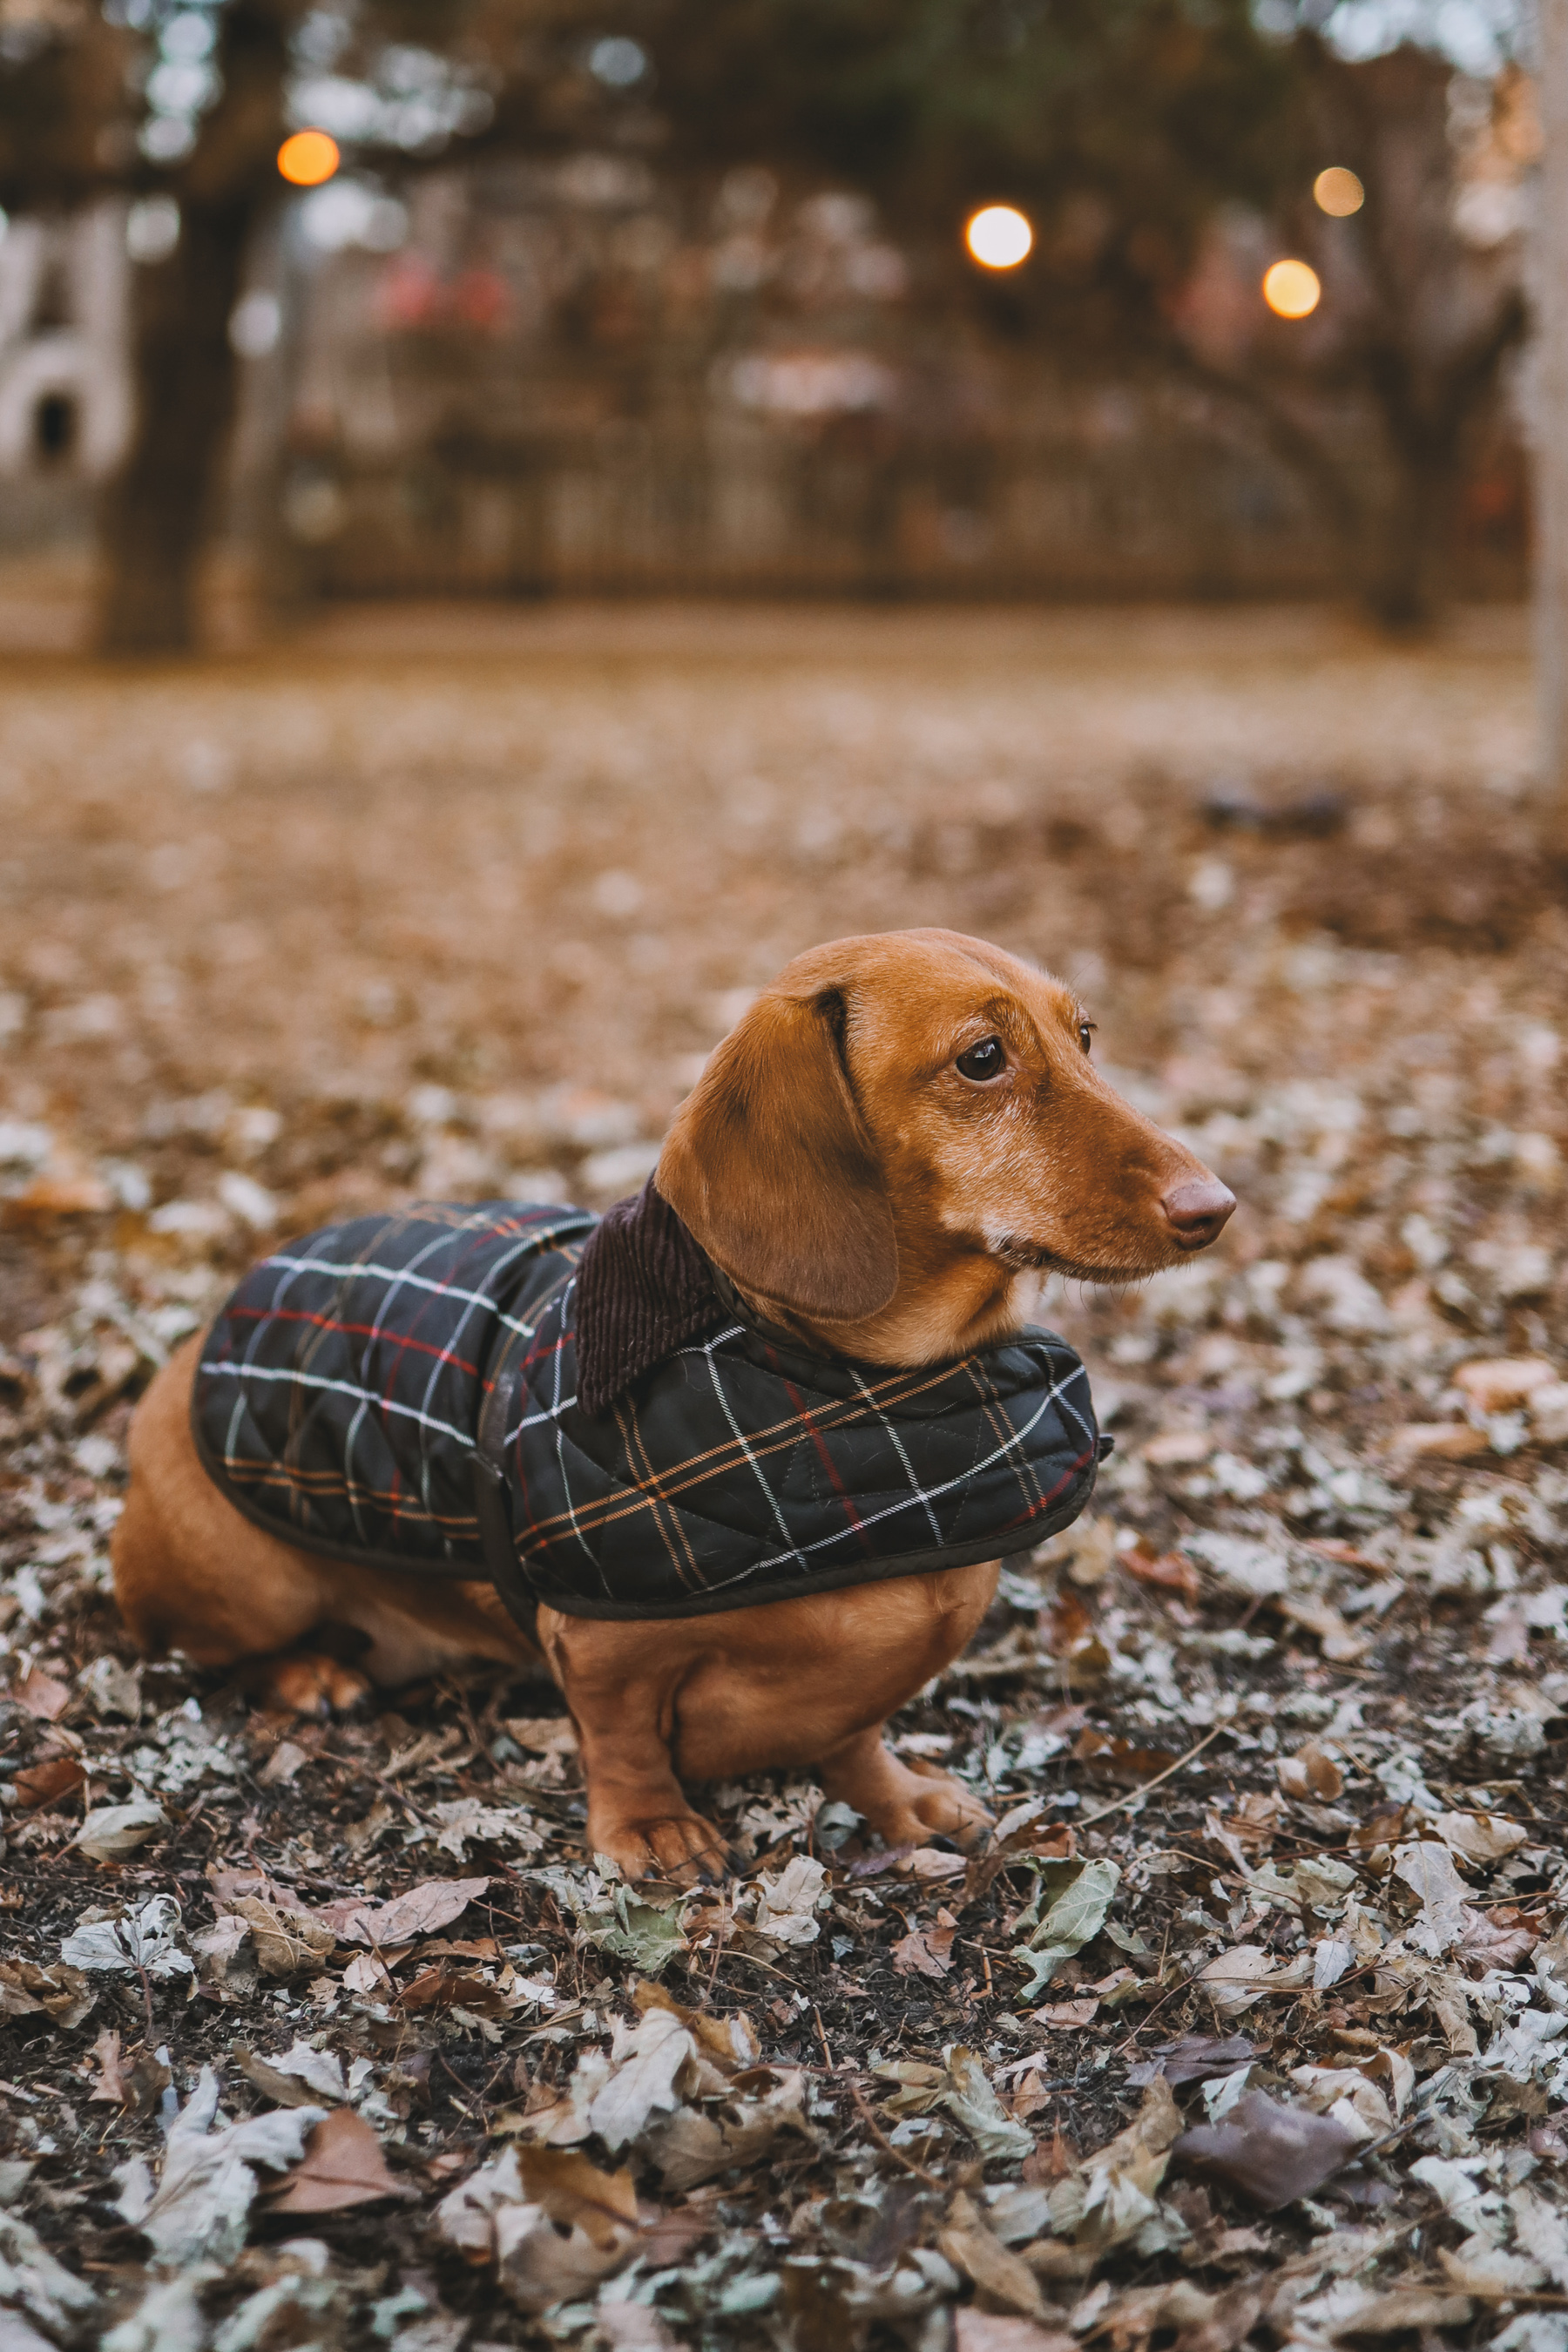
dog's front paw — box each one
[589,1808,735,1886]
[251,1651,372,1719]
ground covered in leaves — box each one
[3,601,1568,2352]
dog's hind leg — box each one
[114,1339,540,1713]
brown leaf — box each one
[1127,2035,1255,2089]
[316,1875,490,1946]
[1172,2279,1278,2352]
[88,2029,170,2113]
[12,1754,84,1812]
[262,2106,416,2214]
[1460,1903,1542,1970]
[954,2314,1077,2352]
[0,1960,94,2028]
[1275,1740,1344,1801]
[239,2049,336,2109]
[1453,1355,1557,1414]
[493,2146,643,2313]
[891,1925,956,1978]
[633,1979,760,2072]
[939,2193,1051,2321]
[11,1668,71,1721]
[231,1896,335,1979]
[1041,1590,1110,1684]
[1070,1728,1177,1781]
[1035,1997,1098,2027]
[1173,2089,1362,2211]
[1335,2291,1471,2336]
[1119,1538,1201,1604]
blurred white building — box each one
[0,202,131,486]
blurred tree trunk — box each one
[1538,0,1568,855]
[1363,456,1448,628]
[95,0,290,654]
[97,199,252,653]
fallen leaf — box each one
[11,1667,71,1720]
[1126,2035,1255,2089]
[1460,1903,1541,1969]
[1173,2089,1362,2211]
[258,1739,310,1787]
[317,1875,490,1946]
[1392,1842,1471,1951]
[88,2030,169,2115]
[1432,1809,1529,1866]
[230,1896,335,1978]
[891,1924,955,1978]
[1140,1429,1213,1467]
[12,1754,84,1812]
[190,1914,251,1984]
[647,2067,809,2191]
[1197,1945,1312,2017]
[120,2066,325,2263]
[73,1801,168,1862]
[1118,1538,1201,1603]
[953,2317,1077,2352]
[504,1716,578,1755]
[497,2146,643,2314]
[939,2191,1051,2321]
[753,1855,828,1945]
[1017,1859,1120,1998]
[1332,2290,1471,2335]
[1071,1728,1178,1781]
[941,2047,1035,2166]
[1275,1740,1344,1801]
[1388,1423,1490,1460]
[588,2007,697,2152]
[239,2040,347,2108]
[261,2106,415,2213]
[61,1895,193,1980]
[632,1980,760,2072]
[0,1959,94,2028]
[1453,1355,1557,1414]
[1036,1997,1098,2027]
[1042,1587,1110,1683]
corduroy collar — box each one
[573,1177,729,1416]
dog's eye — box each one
[956,1037,1005,1083]
[1078,1024,1093,1055]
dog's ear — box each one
[657,985,897,1321]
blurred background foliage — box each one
[0,0,1537,646]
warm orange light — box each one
[1262,257,1321,319]
[965,205,1033,269]
[1314,166,1364,218]
[278,130,340,188]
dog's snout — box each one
[1161,1176,1236,1249]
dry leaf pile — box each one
[2,605,1566,2349]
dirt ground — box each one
[3,600,1568,2352]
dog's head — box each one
[659,928,1234,1361]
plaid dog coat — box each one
[193,1186,1105,1625]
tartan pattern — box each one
[194,1201,1101,1620]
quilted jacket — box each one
[192,1193,1104,1624]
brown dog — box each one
[112,929,1233,1879]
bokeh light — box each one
[1262,258,1321,319]
[278,130,341,188]
[965,205,1033,270]
[1314,166,1365,218]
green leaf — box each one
[940,2046,1035,2166]
[1014,1858,1120,1996]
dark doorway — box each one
[34,392,77,463]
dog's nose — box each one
[1161,1176,1236,1249]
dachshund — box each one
[112,928,1233,1880]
